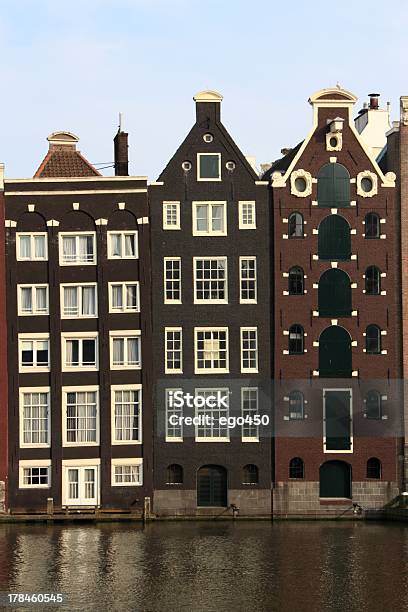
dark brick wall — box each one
[0,188,8,509]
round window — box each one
[182,161,192,171]
[203,133,213,143]
[329,137,338,148]
[361,177,373,193]
[294,177,307,193]
[226,161,236,171]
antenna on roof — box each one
[118,112,123,131]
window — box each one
[19,461,51,489]
[165,389,183,441]
[109,282,139,313]
[166,464,183,484]
[239,201,256,229]
[164,258,181,303]
[112,459,143,486]
[366,390,382,419]
[110,331,141,369]
[195,388,229,441]
[324,389,352,451]
[165,328,183,373]
[318,269,351,317]
[366,325,381,354]
[243,464,259,484]
[365,266,381,295]
[240,257,257,303]
[365,213,380,239]
[62,334,98,370]
[289,391,304,420]
[242,387,259,441]
[241,328,258,372]
[107,231,138,259]
[197,153,221,181]
[288,325,304,354]
[366,457,381,479]
[19,335,50,371]
[318,215,351,261]
[317,163,350,207]
[289,457,304,479]
[59,232,96,265]
[194,257,227,303]
[17,233,47,261]
[19,388,50,447]
[288,212,304,238]
[111,385,142,444]
[192,201,226,235]
[18,285,48,316]
[195,328,229,373]
[288,266,304,295]
[357,171,378,197]
[63,388,99,446]
[163,202,180,230]
[61,284,97,318]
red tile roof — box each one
[34,148,101,178]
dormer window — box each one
[197,153,221,181]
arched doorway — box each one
[320,461,351,498]
[319,326,352,377]
[318,269,351,317]
[197,465,227,507]
[318,215,351,260]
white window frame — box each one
[165,327,183,374]
[240,327,259,373]
[241,387,259,442]
[197,152,221,181]
[19,460,51,489]
[61,332,99,372]
[108,281,140,313]
[192,201,227,236]
[111,384,142,445]
[60,283,98,319]
[323,388,353,454]
[193,257,228,304]
[195,387,230,442]
[17,284,49,316]
[16,232,48,261]
[239,257,257,304]
[62,385,100,447]
[18,333,50,373]
[107,230,138,259]
[59,231,96,266]
[194,327,229,374]
[163,201,181,230]
[109,330,142,370]
[19,387,51,449]
[111,458,143,487]
[164,257,182,304]
[165,388,183,442]
[61,459,101,507]
[238,201,256,229]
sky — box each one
[0,0,407,179]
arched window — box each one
[365,213,380,239]
[288,266,304,295]
[366,325,381,354]
[366,390,382,419]
[289,325,304,354]
[317,163,350,208]
[318,269,351,317]
[289,457,304,479]
[288,212,304,238]
[367,457,382,479]
[289,391,304,419]
[318,215,351,260]
[319,326,352,377]
[166,464,183,485]
[243,464,259,484]
[365,266,381,295]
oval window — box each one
[329,137,338,147]
[361,177,373,192]
[182,161,192,171]
[226,161,236,171]
[295,177,307,192]
[203,133,213,143]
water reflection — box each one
[0,521,406,611]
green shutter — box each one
[317,163,350,208]
[319,269,351,317]
[320,461,351,498]
[197,465,227,507]
[318,215,351,260]
[319,326,352,377]
[324,390,352,450]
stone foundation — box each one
[153,489,271,517]
[0,481,5,513]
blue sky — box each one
[0,0,406,179]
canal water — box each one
[0,521,407,612]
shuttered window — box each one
[318,215,351,261]
[318,269,351,317]
[317,163,350,208]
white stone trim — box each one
[290,169,312,197]
[356,171,378,197]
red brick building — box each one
[264,87,403,516]
[0,163,8,512]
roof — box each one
[34,131,100,178]
[261,141,303,180]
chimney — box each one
[114,123,129,176]
[369,93,380,110]
[193,90,223,125]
